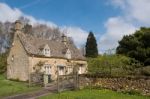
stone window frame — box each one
[44,49,50,55]
[78,64,85,74]
[57,65,65,75]
[43,45,51,57]
[65,49,71,59]
[44,64,51,75]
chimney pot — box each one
[14,20,23,31]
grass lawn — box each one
[39,89,150,99]
[0,75,41,98]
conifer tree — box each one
[85,31,98,57]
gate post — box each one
[57,67,60,93]
[44,74,48,87]
[73,65,79,90]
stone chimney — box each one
[62,33,67,45]
[14,20,23,31]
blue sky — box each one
[0,0,150,53]
[0,0,119,33]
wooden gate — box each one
[57,66,79,92]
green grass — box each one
[0,75,41,98]
[39,89,150,99]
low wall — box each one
[79,76,150,96]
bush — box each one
[87,55,144,76]
[122,89,141,95]
[141,66,150,76]
[0,53,7,74]
[144,58,150,66]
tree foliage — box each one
[23,24,32,34]
[85,32,98,58]
[117,27,150,66]
[0,53,7,74]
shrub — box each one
[141,66,150,76]
[144,58,150,66]
[87,55,144,76]
[0,53,7,74]
[122,89,141,95]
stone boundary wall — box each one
[79,76,150,96]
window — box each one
[78,65,84,74]
[65,49,71,59]
[44,64,51,74]
[44,48,50,56]
[67,67,73,74]
[42,44,51,57]
[57,65,65,75]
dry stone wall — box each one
[79,76,150,96]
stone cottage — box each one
[7,20,87,81]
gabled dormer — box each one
[65,49,71,59]
[42,44,51,57]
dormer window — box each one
[43,44,51,57]
[44,49,50,56]
[65,49,71,59]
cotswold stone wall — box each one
[79,76,150,96]
[29,57,87,81]
[7,32,29,81]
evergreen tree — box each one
[117,27,150,66]
[85,31,98,57]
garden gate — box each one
[57,66,79,92]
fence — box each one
[57,74,79,92]
[29,73,44,86]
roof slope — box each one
[17,33,85,60]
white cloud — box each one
[0,3,22,23]
[110,0,126,9]
[111,0,150,25]
[99,0,150,53]
[60,26,88,47]
[0,3,57,28]
[24,15,57,28]
[127,0,150,24]
[0,2,88,48]
[99,17,137,53]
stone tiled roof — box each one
[17,33,85,60]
